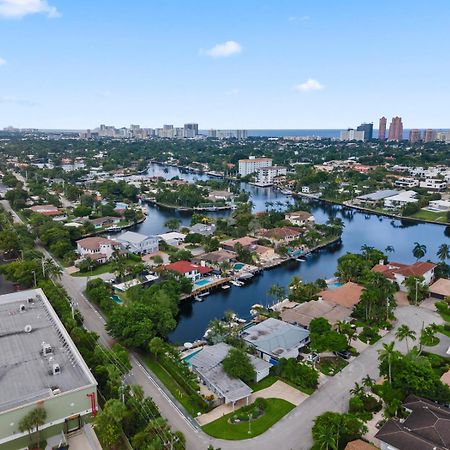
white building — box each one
[340,129,365,141]
[76,237,119,263]
[116,231,159,255]
[384,190,418,209]
[301,186,310,194]
[285,211,315,226]
[157,231,186,246]
[394,177,419,188]
[419,178,448,191]
[255,166,287,186]
[428,199,450,212]
[238,157,272,177]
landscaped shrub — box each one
[358,326,380,344]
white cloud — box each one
[0,96,37,106]
[294,78,324,92]
[288,15,310,22]
[0,57,6,66]
[0,0,60,19]
[226,88,240,96]
[203,40,242,58]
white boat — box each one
[239,272,254,280]
[230,280,244,287]
[198,291,209,297]
[296,258,306,262]
[194,296,204,302]
[221,284,231,290]
[106,225,121,232]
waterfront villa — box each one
[285,211,315,226]
[372,261,436,291]
[188,223,216,236]
[163,260,212,282]
[116,231,159,255]
[87,216,121,230]
[189,343,271,406]
[318,282,364,308]
[192,249,238,269]
[157,231,186,246]
[257,227,303,244]
[76,236,119,263]
[241,318,310,363]
[222,236,258,251]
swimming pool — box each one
[194,279,211,287]
[234,263,245,270]
[111,295,123,304]
[182,349,202,365]
[328,282,344,290]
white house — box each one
[158,231,186,246]
[419,178,448,191]
[384,190,418,209]
[116,231,159,255]
[285,211,315,226]
[76,236,119,263]
[428,199,450,212]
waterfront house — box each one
[88,216,121,230]
[383,190,418,209]
[318,282,364,308]
[189,343,271,406]
[257,227,303,245]
[375,395,450,450]
[163,260,212,282]
[355,190,400,206]
[372,261,436,292]
[285,211,315,226]
[241,318,310,363]
[29,204,67,221]
[281,299,353,328]
[157,231,186,246]
[253,244,276,262]
[428,199,450,212]
[76,236,120,263]
[192,249,238,270]
[222,236,258,251]
[116,231,159,255]
[208,190,233,201]
[188,223,216,236]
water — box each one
[131,163,450,344]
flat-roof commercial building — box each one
[0,289,97,449]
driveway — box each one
[424,332,450,357]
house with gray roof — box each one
[241,318,310,363]
[116,230,158,255]
[189,343,271,406]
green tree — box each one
[404,276,429,304]
[94,399,127,448]
[437,243,450,262]
[377,342,397,384]
[412,242,427,261]
[267,283,286,304]
[164,218,181,231]
[395,324,416,353]
[222,348,256,384]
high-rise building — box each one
[183,123,198,138]
[236,129,248,140]
[238,156,272,177]
[356,123,373,141]
[340,129,365,141]
[388,116,403,141]
[208,129,217,138]
[423,129,434,143]
[378,117,387,140]
[409,129,421,143]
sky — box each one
[1,0,450,130]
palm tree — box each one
[395,324,416,353]
[43,258,63,280]
[362,374,375,390]
[412,242,427,261]
[420,323,439,348]
[350,382,365,398]
[437,243,450,262]
[313,425,338,450]
[267,284,286,305]
[31,407,47,450]
[385,245,395,255]
[18,412,34,446]
[378,342,396,384]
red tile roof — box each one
[319,282,364,308]
[372,261,436,279]
[164,260,212,275]
[259,227,303,240]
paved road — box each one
[1,199,445,450]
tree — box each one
[148,336,167,359]
[412,242,427,261]
[404,276,429,304]
[437,243,450,263]
[94,399,126,448]
[395,324,416,353]
[164,218,181,231]
[222,348,256,384]
[378,342,396,384]
[267,283,286,304]
[385,245,395,256]
[19,407,47,449]
[18,410,35,446]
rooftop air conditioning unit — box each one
[52,363,61,375]
[24,324,32,333]
[19,304,26,312]
[27,298,34,304]
[42,342,53,356]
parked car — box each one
[305,352,320,364]
[334,350,351,359]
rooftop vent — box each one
[52,388,61,395]
[52,363,61,376]
[41,342,53,356]
[24,325,32,333]
[19,304,26,312]
[27,297,34,304]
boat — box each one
[221,284,231,290]
[194,296,204,302]
[106,225,121,232]
[296,258,306,262]
[198,291,209,297]
[239,272,254,280]
[230,280,244,287]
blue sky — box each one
[1,0,449,129]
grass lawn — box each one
[202,398,295,440]
[411,209,449,223]
[143,356,204,417]
[318,356,349,376]
[438,324,450,338]
[72,262,116,277]
[249,375,278,392]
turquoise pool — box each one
[182,349,202,365]
[234,263,245,270]
[194,279,210,287]
[328,282,344,290]
[111,295,123,304]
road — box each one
[0,199,444,450]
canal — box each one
[131,163,450,344]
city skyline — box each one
[1,0,450,129]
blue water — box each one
[182,349,202,364]
[111,295,123,305]
[130,163,450,344]
[234,263,245,270]
[194,279,210,288]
